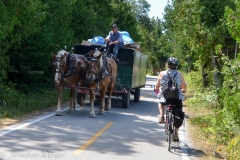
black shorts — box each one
[160,99,183,110]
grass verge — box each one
[0,88,70,128]
[183,72,239,160]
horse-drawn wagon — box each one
[52,43,147,117]
[74,44,148,108]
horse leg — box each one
[106,81,114,111]
[79,92,85,107]
[73,90,76,111]
[55,85,63,116]
[68,88,75,114]
[78,81,85,107]
[89,89,96,118]
[82,94,86,106]
[98,86,106,115]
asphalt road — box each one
[0,76,190,160]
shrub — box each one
[226,136,240,160]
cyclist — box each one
[154,57,187,141]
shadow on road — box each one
[0,77,197,159]
[0,95,169,158]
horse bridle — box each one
[86,58,101,81]
[53,57,66,76]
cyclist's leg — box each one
[172,99,183,141]
[174,99,183,133]
[159,102,165,123]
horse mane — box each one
[93,50,103,69]
[57,50,68,56]
[56,50,68,64]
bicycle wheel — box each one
[165,113,169,142]
[165,112,168,133]
[168,112,173,151]
[168,130,171,151]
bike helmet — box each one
[167,57,178,65]
[167,57,178,69]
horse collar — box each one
[95,56,109,82]
[61,54,86,80]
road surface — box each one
[0,76,190,160]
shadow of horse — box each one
[52,50,88,116]
[86,50,117,118]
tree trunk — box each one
[202,62,208,87]
[211,48,218,87]
[226,46,228,57]
[234,42,238,82]
[234,42,237,60]
[187,56,191,73]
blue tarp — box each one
[120,31,134,43]
[120,31,130,38]
[90,31,134,45]
[122,35,134,43]
[91,36,105,45]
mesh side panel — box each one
[74,45,104,56]
[117,48,134,67]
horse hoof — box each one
[105,106,111,111]
[89,113,96,118]
[67,109,74,114]
[98,110,105,115]
[55,111,62,116]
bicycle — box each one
[165,104,176,151]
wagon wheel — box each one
[77,93,85,104]
[77,93,81,104]
[122,91,130,108]
[95,95,100,99]
[134,87,140,102]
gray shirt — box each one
[109,31,124,45]
[157,69,184,102]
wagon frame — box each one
[74,44,148,108]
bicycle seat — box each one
[166,104,176,107]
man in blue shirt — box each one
[105,24,124,59]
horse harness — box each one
[87,55,115,83]
[60,53,88,80]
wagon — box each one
[74,44,148,108]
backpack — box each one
[162,72,179,100]
[174,108,185,128]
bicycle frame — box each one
[165,104,176,151]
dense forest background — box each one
[0,0,240,158]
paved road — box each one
[0,76,190,160]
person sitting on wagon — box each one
[104,24,124,60]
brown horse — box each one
[52,50,88,116]
[86,50,117,118]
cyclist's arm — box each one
[179,72,187,93]
[155,71,164,90]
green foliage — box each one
[225,0,240,43]
[161,0,240,158]
[187,71,203,87]
[0,87,69,118]
[226,136,240,160]
[188,87,219,109]
[0,0,154,119]
[1,1,240,159]
[111,0,140,41]
[186,60,240,158]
